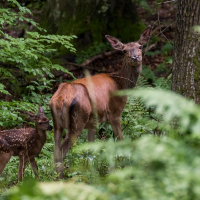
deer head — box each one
[27,105,53,131]
[105,25,151,66]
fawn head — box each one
[105,25,151,66]
[29,105,53,131]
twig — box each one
[155,22,175,38]
[80,50,119,67]
[151,24,167,35]
[63,62,107,73]
[157,0,176,4]
[62,50,120,73]
[143,43,157,53]
[154,8,175,46]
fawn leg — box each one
[0,152,11,175]
[18,156,28,182]
[30,157,39,179]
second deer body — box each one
[49,26,151,178]
[0,106,52,181]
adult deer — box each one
[0,106,52,181]
[49,26,151,178]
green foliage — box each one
[23,77,55,110]
[0,31,76,79]
[0,84,11,95]
[161,42,173,54]
[155,73,172,90]
[120,76,157,138]
[0,0,76,128]
[141,65,157,83]
[2,180,108,200]
[4,133,200,199]
[143,41,173,85]
[121,97,158,138]
[0,0,76,86]
[3,82,200,199]
[117,88,200,137]
[69,88,200,199]
[75,135,200,200]
[0,100,38,128]
[0,0,36,29]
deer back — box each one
[0,128,36,155]
[49,26,151,126]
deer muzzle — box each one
[132,55,140,62]
[47,124,53,131]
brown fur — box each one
[49,26,151,178]
[0,106,52,181]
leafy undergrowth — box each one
[2,80,200,199]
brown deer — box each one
[49,26,151,178]
[0,105,52,181]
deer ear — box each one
[138,25,151,45]
[24,111,37,121]
[105,35,125,51]
[38,105,44,115]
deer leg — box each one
[60,111,89,177]
[57,131,79,179]
[61,129,83,162]
[0,152,11,175]
[18,156,28,182]
[30,157,39,179]
[88,128,95,142]
[109,117,124,140]
[53,127,63,178]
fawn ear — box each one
[105,35,125,51]
[25,111,37,121]
[38,105,44,115]
[138,25,151,45]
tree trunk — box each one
[172,0,200,103]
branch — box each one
[151,25,167,35]
[62,50,120,72]
[80,50,119,67]
[63,62,107,73]
[143,43,157,53]
[157,0,176,4]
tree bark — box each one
[172,0,200,103]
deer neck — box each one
[112,57,142,90]
[35,127,47,144]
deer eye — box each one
[139,46,142,49]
